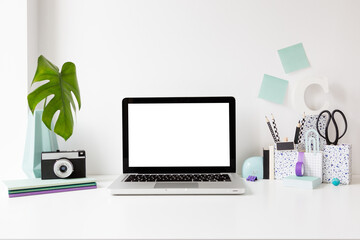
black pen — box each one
[294,121,300,144]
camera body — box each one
[41,150,86,179]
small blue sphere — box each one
[332,178,340,186]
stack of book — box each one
[3,177,97,198]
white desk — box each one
[1,175,359,239]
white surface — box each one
[25,0,360,176]
[128,103,230,167]
[0,0,28,179]
[1,175,359,239]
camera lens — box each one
[53,159,74,178]
[60,165,67,173]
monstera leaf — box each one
[28,55,81,141]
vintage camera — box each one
[41,150,86,179]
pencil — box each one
[294,121,300,144]
[271,113,280,142]
[298,112,306,143]
[265,116,277,143]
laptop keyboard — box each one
[124,174,231,182]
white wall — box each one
[31,0,360,175]
[0,0,28,179]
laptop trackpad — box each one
[154,183,199,188]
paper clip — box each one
[246,176,257,182]
[305,129,320,153]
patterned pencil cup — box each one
[323,144,352,184]
[298,115,327,152]
[274,149,298,180]
[22,110,59,178]
[303,129,323,179]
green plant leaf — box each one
[28,55,81,141]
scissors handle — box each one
[316,110,331,144]
[316,109,347,145]
[332,109,347,141]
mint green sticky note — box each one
[278,43,310,73]
[258,74,288,104]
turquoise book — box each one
[282,175,322,189]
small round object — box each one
[53,159,74,178]
[332,178,340,186]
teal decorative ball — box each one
[332,178,340,186]
[242,156,263,179]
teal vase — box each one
[23,110,59,178]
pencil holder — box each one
[298,114,328,152]
[323,144,352,184]
[274,149,298,180]
[303,130,323,180]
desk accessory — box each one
[24,55,81,178]
[316,109,351,184]
[23,110,59,178]
[332,178,340,186]
[316,109,347,145]
[269,145,275,180]
[297,112,306,144]
[303,129,323,179]
[276,140,295,151]
[246,176,257,182]
[292,76,329,115]
[265,116,277,143]
[242,156,263,179]
[277,43,310,73]
[41,150,86,179]
[274,148,298,180]
[295,152,304,176]
[298,114,327,152]
[263,149,269,179]
[271,114,280,142]
[323,144,352,184]
[282,175,321,189]
[3,177,96,198]
[294,121,300,144]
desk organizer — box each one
[298,114,327,152]
[303,129,323,180]
[304,152,323,179]
[274,149,298,180]
[323,144,352,184]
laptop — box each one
[108,96,245,195]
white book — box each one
[269,145,275,180]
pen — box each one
[294,121,300,144]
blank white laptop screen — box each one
[128,103,230,167]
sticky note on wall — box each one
[258,74,288,104]
[278,43,310,73]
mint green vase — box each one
[23,110,59,178]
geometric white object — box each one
[292,76,329,114]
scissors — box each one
[316,109,347,145]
